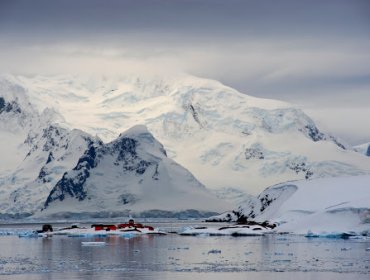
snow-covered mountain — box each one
[227,175,370,235]
[0,123,96,218]
[40,125,227,218]
[0,76,102,217]
[354,142,370,157]
[2,74,369,196]
[0,77,68,176]
[0,80,228,218]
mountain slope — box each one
[209,175,370,237]
[0,76,66,176]
[234,175,370,234]
[0,123,95,218]
[40,125,228,218]
[2,74,370,195]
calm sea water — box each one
[0,221,369,279]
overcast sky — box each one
[0,0,369,144]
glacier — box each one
[1,73,369,197]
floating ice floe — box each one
[81,241,106,246]
[305,230,358,239]
[18,231,53,238]
[179,225,271,236]
[18,231,40,238]
[0,229,25,236]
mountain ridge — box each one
[1,73,369,196]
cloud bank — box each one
[0,0,369,144]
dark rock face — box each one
[189,104,202,126]
[303,125,325,142]
[46,152,54,164]
[329,136,347,150]
[37,166,51,183]
[44,132,160,209]
[0,97,22,114]
[115,137,137,160]
[287,161,313,179]
[111,137,153,174]
[136,160,151,174]
[183,102,205,127]
[44,169,90,207]
[26,125,67,158]
[44,144,98,207]
[301,124,346,150]
[42,126,62,151]
[245,147,264,160]
[152,164,159,180]
[76,145,98,170]
[259,194,275,212]
[0,97,5,111]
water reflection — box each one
[0,227,369,279]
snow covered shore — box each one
[210,175,370,236]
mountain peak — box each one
[118,124,150,139]
[114,125,167,158]
[42,125,226,217]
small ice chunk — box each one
[81,241,106,246]
[18,231,39,238]
[0,230,16,236]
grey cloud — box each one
[1,0,369,42]
[306,106,370,145]
[0,0,369,144]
